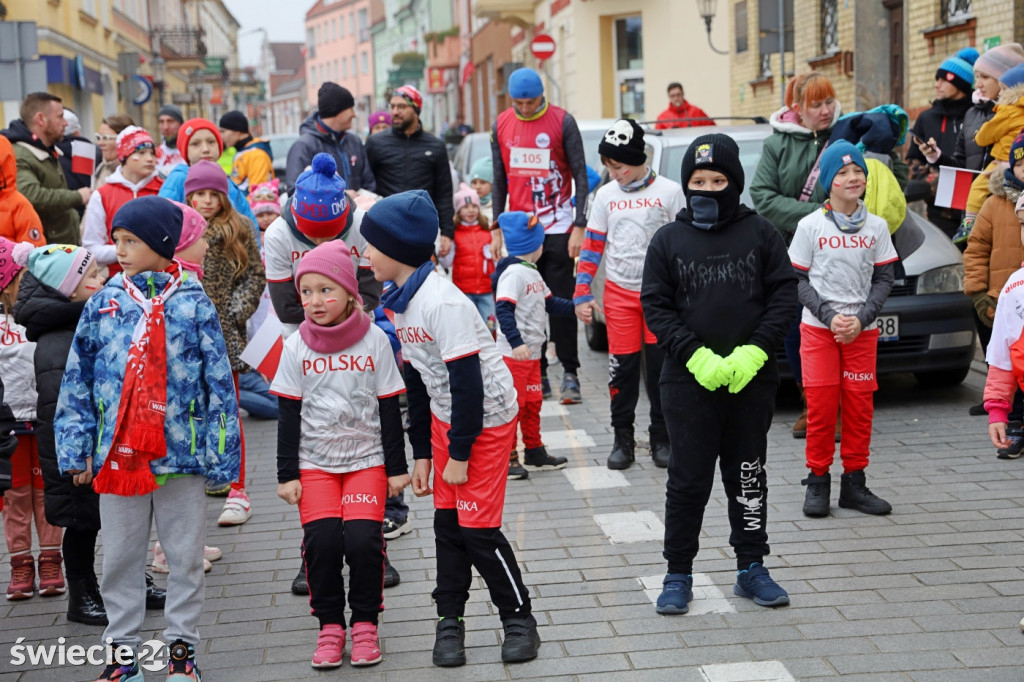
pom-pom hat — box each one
[360,190,438,267]
[27,244,97,298]
[295,240,363,306]
[291,153,350,239]
[818,141,869,193]
[0,237,33,293]
[499,211,544,257]
[250,179,281,216]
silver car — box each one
[584,125,976,387]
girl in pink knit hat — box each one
[443,183,497,330]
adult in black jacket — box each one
[55,109,98,217]
[14,268,166,625]
[641,133,797,614]
[365,86,454,248]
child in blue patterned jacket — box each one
[55,195,241,682]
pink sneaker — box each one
[311,624,345,668]
[217,489,252,526]
[349,622,382,666]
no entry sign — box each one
[530,33,556,62]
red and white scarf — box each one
[93,262,184,496]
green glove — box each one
[723,345,769,394]
[686,347,730,392]
[970,292,996,327]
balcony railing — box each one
[151,26,207,60]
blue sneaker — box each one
[94,656,143,681]
[655,573,693,614]
[560,373,582,404]
[734,563,789,607]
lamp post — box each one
[696,0,729,55]
[152,55,166,106]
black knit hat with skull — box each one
[598,118,647,167]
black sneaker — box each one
[560,373,582,404]
[838,470,892,515]
[523,445,567,470]
[998,422,1024,459]
[508,452,529,480]
[383,517,413,540]
[291,563,309,596]
[541,376,552,400]
[144,573,165,610]
[166,639,201,680]
[384,554,400,588]
[500,614,541,663]
[432,617,466,667]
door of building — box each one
[883,0,904,107]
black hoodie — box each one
[12,271,99,530]
[640,204,798,385]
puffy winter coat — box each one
[0,120,84,245]
[12,271,99,530]
[451,222,495,295]
[230,136,274,193]
[974,84,1024,163]
[963,171,1024,311]
[55,270,241,484]
[936,100,996,171]
[365,125,454,236]
[0,135,45,247]
[285,114,376,193]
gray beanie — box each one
[157,104,184,124]
[975,43,1024,81]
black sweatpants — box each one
[302,518,384,628]
[537,232,579,376]
[662,380,776,574]
[62,528,99,580]
[432,509,531,621]
[610,344,666,440]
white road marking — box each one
[562,466,630,491]
[539,402,568,417]
[638,573,737,614]
[699,660,796,681]
[594,511,663,543]
[542,429,596,450]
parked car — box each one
[584,125,977,388]
[264,133,300,191]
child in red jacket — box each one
[443,184,496,330]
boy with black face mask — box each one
[640,133,798,615]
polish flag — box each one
[240,315,284,380]
[70,140,96,176]
[934,165,981,210]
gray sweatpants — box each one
[99,476,206,650]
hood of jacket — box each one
[768,101,843,136]
[239,136,273,160]
[1,119,57,158]
[299,113,338,143]
[104,166,162,193]
[0,135,18,200]
[12,271,86,342]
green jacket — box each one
[10,140,82,245]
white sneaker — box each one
[217,489,252,526]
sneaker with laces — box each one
[560,373,582,404]
[37,550,66,596]
[734,563,790,607]
[6,554,34,600]
[311,624,345,668]
[203,479,231,496]
[655,573,693,614]
[508,452,529,480]
[94,655,143,681]
[998,421,1024,459]
[166,639,201,680]
[217,489,252,526]
[523,445,567,470]
[382,517,412,540]
[432,617,466,667]
[500,614,541,663]
[350,622,383,666]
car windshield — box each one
[660,138,764,205]
[268,136,299,161]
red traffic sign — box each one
[530,33,556,62]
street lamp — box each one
[696,0,729,55]
[152,55,166,106]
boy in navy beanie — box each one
[361,191,541,667]
[641,133,798,616]
[492,212,575,478]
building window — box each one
[941,0,972,22]
[81,0,96,16]
[350,12,356,34]
[333,59,339,81]
[759,52,772,78]
[342,57,348,78]
[614,16,643,70]
[310,65,316,87]
[361,52,369,74]
[821,0,838,54]
[734,1,748,53]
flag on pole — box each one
[934,165,981,210]
[240,315,284,380]
[70,140,96,177]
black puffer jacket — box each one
[365,125,454,237]
[936,99,997,171]
[12,271,99,531]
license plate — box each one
[876,315,899,342]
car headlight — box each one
[916,264,964,294]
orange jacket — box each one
[0,136,45,246]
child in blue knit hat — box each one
[788,140,897,519]
[492,211,575,478]
[361,190,541,668]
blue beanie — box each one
[936,50,975,95]
[291,153,350,239]
[360,190,438,267]
[508,68,544,99]
[111,196,182,260]
[1001,62,1024,89]
[499,211,544,257]
[818,141,868,193]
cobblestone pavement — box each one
[1,334,1023,681]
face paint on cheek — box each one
[325,298,339,304]
[301,301,311,308]
[85,285,98,290]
